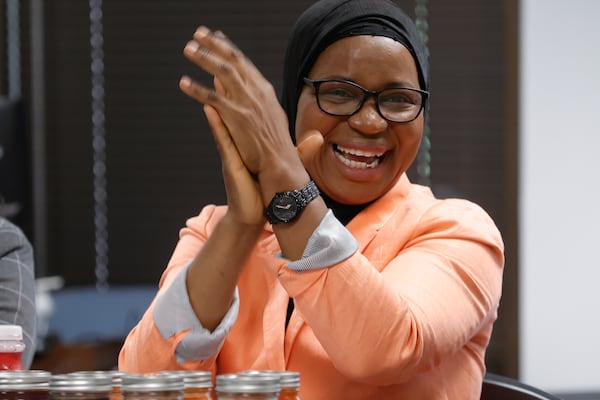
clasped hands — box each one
[178,26,319,227]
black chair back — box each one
[481,373,563,400]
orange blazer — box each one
[119,174,504,400]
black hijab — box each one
[281,0,429,139]
[280,0,430,224]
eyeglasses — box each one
[303,78,429,123]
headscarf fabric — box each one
[281,0,430,141]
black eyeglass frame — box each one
[303,77,429,123]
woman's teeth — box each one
[334,145,384,169]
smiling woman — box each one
[294,34,425,206]
[118,1,504,399]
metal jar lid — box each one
[216,373,279,394]
[121,373,184,392]
[241,370,299,389]
[0,370,51,389]
[68,371,124,387]
[276,371,300,388]
[50,373,113,392]
[177,371,212,389]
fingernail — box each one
[195,26,210,38]
[185,41,199,53]
[180,76,191,87]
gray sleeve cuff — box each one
[286,209,358,271]
[153,262,239,361]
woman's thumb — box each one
[296,130,323,166]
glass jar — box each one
[240,371,299,400]
[215,373,279,400]
[110,371,124,400]
[121,373,183,400]
[0,325,26,370]
[178,371,213,400]
[68,371,124,400]
[274,372,299,400]
[0,369,51,400]
[49,373,112,400]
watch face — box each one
[271,193,298,222]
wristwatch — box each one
[264,180,320,224]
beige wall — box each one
[520,0,600,392]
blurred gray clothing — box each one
[0,217,36,368]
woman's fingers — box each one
[193,26,261,79]
[184,26,264,93]
[214,76,226,96]
[179,74,231,110]
[183,39,241,87]
[180,25,294,177]
[204,104,265,227]
[193,27,243,64]
[203,103,249,181]
[297,129,324,167]
[203,104,237,164]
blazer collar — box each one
[346,174,411,250]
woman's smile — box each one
[333,144,386,169]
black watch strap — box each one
[264,180,320,224]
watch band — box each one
[264,180,320,224]
[295,180,320,208]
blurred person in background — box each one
[0,214,37,368]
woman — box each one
[119,0,504,398]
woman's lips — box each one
[334,144,385,169]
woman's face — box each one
[295,35,424,205]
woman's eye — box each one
[323,88,355,98]
[383,93,413,104]
[319,85,360,105]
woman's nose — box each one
[347,99,388,134]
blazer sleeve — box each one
[118,205,228,373]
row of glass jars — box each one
[0,369,300,400]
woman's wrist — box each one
[221,209,265,236]
[258,166,312,207]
